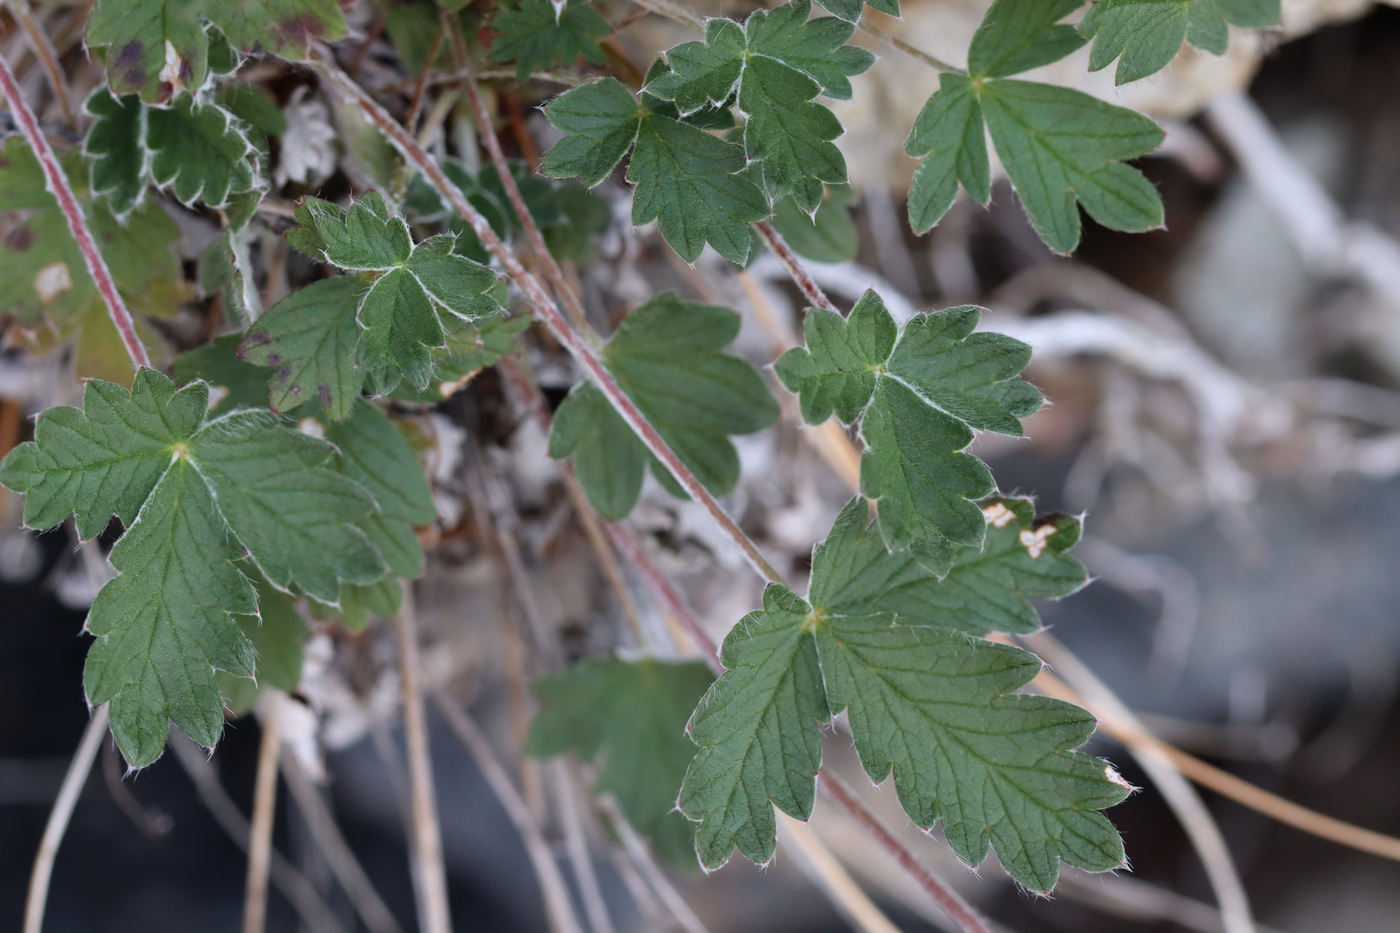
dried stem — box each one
[243,695,282,933]
[313,47,786,586]
[430,690,587,933]
[6,0,76,129]
[281,757,405,933]
[392,585,453,933]
[168,735,344,933]
[596,796,711,933]
[776,814,902,933]
[856,20,966,76]
[548,761,617,933]
[23,704,108,933]
[820,773,992,933]
[0,49,148,369]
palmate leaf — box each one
[146,93,263,208]
[85,89,147,216]
[540,77,768,262]
[489,0,610,80]
[904,0,1165,254]
[0,370,389,766]
[0,136,179,328]
[681,498,1125,891]
[527,657,715,866]
[1080,0,1281,85]
[86,0,348,102]
[644,0,872,210]
[549,293,779,520]
[267,192,501,399]
[775,290,1040,562]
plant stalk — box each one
[243,694,282,933]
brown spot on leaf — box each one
[265,353,281,366]
[114,41,146,90]
[272,14,326,51]
[277,365,293,381]
[318,384,332,409]
[244,331,271,346]
[4,226,35,251]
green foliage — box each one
[84,89,146,216]
[0,370,392,765]
[776,290,1040,562]
[528,657,715,866]
[904,0,1165,253]
[550,293,779,519]
[86,0,348,102]
[682,497,1125,890]
[771,183,858,264]
[645,0,873,211]
[489,0,610,79]
[271,192,500,396]
[0,136,180,330]
[816,0,898,25]
[1081,0,1281,84]
[219,583,308,716]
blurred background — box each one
[5,0,1400,931]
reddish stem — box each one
[313,48,785,586]
[0,51,149,370]
[755,220,840,314]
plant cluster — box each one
[0,0,1282,917]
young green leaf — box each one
[528,657,716,867]
[240,276,365,420]
[1080,0,1281,85]
[326,400,436,580]
[489,0,610,80]
[280,194,500,395]
[87,0,348,102]
[811,497,1088,636]
[679,585,829,869]
[644,1,872,209]
[966,0,1086,79]
[147,93,263,208]
[776,290,1039,558]
[387,312,529,403]
[541,77,768,262]
[0,370,388,765]
[549,293,780,519]
[85,88,147,216]
[813,614,1128,892]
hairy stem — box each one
[755,221,841,314]
[243,694,282,933]
[23,704,108,933]
[0,50,149,369]
[393,585,453,933]
[312,47,786,586]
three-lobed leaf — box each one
[682,497,1124,890]
[776,290,1040,561]
[1080,0,1281,85]
[904,0,1165,254]
[528,657,715,866]
[550,293,779,519]
[0,370,392,766]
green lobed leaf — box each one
[239,276,365,420]
[174,335,278,414]
[146,94,263,208]
[325,400,436,579]
[87,0,348,103]
[528,657,716,867]
[644,2,870,209]
[0,370,386,764]
[967,0,1087,79]
[387,311,529,403]
[770,183,858,264]
[813,614,1128,892]
[85,88,148,216]
[679,585,829,869]
[550,293,779,519]
[1080,0,1281,85]
[489,0,610,80]
[904,0,1165,253]
[280,194,499,395]
[220,583,308,716]
[811,497,1087,636]
[816,0,899,25]
[776,290,1038,557]
[541,78,768,262]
